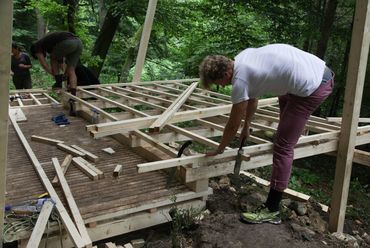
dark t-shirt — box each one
[33,31,78,54]
[11,53,32,77]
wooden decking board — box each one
[6,105,191,221]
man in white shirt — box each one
[199,44,334,224]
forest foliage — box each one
[11,0,370,117]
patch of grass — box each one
[169,206,202,248]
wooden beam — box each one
[30,93,42,105]
[79,78,199,89]
[72,157,99,180]
[90,105,233,138]
[76,157,104,179]
[9,115,86,248]
[353,149,370,167]
[132,0,158,82]
[26,200,54,248]
[137,126,370,175]
[0,1,12,246]
[329,0,370,233]
[71,145,99,163]
[52,155,73,186]
[52,158,92,247]
[149,82,198,132]
[327,117,370,123]
[113,164,123,177]
[57,143,86,157]
[31,135,64,145]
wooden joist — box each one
[77,157,104,179]
[149,82,198,132]
[31,135,64,145]
[57,143,86,157]
[327,117,370,123]
[87,97,278,138]
[52,158,92,247]
[26,200,54,248]
[52,155,73,186]
[71,145,99,163]
[72,157,99,180]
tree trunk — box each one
[119,26,143,83]
[64,0,78,34]
[316,0,338,59]
[328,34,351,117]
[36,9,47,39]
[99,0,107,29]
[89,9,122,77]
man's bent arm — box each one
[212,100,248,154]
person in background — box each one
[30,31,83,96]
[199,44,334,225]
[11,42,32,89]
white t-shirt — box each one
[231,44,326,104]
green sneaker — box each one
[240,205,281,224]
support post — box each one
[0,1,13,247]
[329,0,370,233]
[132,0,158,82]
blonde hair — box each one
[199,55,233,89]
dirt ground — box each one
[102,175,370,248]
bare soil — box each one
[100,174,369,248]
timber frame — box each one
[1,0,370,247]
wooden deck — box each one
[6,103,209,247]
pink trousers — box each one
[270,77,334,191]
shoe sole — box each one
[240,214,281,225]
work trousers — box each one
[270,73,334,191]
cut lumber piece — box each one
[131,239,145,248]
[9,108,27,122]
[52,157,92,248]
[9,114,85,248]
[31,135,64,145]
[52,155,73,186]
[113,164,123,177]
[327,117,370,123]
[57,143,85,157]
[105,242,117,248]
[30,93,42,105]
[240,171,329,212]
[76,157,104,179]
[124,243,134,248]
[71,145,99,162]
[26,200,54,248]
[149,82,198,132]
[102,147,115,154]
[72,157,99,180]
[353,149,370,167]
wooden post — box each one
[0,1,13,247]
[132,0,158,82]
[329,0,370,233]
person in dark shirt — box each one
[11,42,32,89]
[30,31,83,95]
